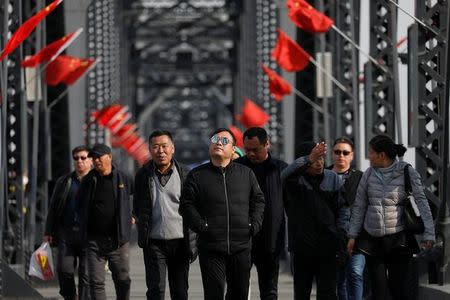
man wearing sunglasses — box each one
[44,145,93,300]
[77,144,133,300]
[234,127,287,300]
[180,128,265,300]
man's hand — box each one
[347,238,355,256]
[309,142,327,163]
[420,240,434,250]
[43,235,53,244]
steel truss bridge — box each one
[0,0,449,297]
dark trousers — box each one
[87,239,131,300]
[365,252,412,300]
[292,253,337,300]
[57,229,90,300]
[199,248,251,300]
[143,238,189,300]
[252,247,280,300]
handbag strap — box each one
[404,164,412,195]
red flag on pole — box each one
[236,98,270,128]
[287,0,334,33]
[229,125,244,148]
[261,65,292,102]
[111,123,137,147]
[45,55,82,86]
[272,29,311,72]
[107,111,131,134]
[92,104,124,126]
[21,28,83,67]
[61,58,96,85]
[0,0,63,61]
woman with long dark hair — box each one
[347,134,435,299]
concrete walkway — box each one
[36,245,301,299]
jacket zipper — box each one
[222,169,231,255]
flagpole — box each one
[292,88,326,115]
[387,0,440,36]
[23,28,84,88]
[308,56,355,99]
[331,25,390,74]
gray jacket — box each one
[348,160,435,242]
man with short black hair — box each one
[44,145,92,300]
[77,144,133,300]
[180,128,265,300]
[134,130,196,300]
[235,127,287,300]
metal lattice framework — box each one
[333,0,360,160]
[364,0,398,146]
[1,0,28,276]
[126,0,240,164]
[255,0,282,154]
[409,0,450,283]
[86,0,122,145]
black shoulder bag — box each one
[403,165,425,234]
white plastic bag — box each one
[28,242,55,280]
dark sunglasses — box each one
[333,150,351,156]
[210,135,231,146]
[73,156,88,161]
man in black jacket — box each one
[134,130,196,300]
[77,144,133,300]
[44,145,92,300]
[180,128,265,300]
[235,127,287,300]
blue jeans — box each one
[337,253,365,300]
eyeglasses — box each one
[333,150,352,156]
[210,135,232,146]
[73,156,88,161]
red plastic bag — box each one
[28,242,54,280]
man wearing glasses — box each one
[77,144,133,300]
[44,145,93,300]
[234,127,287,300]
[180,128,265,300]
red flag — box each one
[62,58,96,85]
[261,65,292,102]
[236,98,270,128]
[107,111,131,134]
[111,123,137,147]
[45,55,82,86]
[0,0,63,61]
[92,104,124,126]
[287,0,334,33]
[121,134,141,152]
[21,28,82,67]
[229,126,244,148]
[272,29,311,72]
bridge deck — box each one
[37,245,300,299]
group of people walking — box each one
[44,126,435,300]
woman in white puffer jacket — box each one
[347,134,435,300]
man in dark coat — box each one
[235,127,287,300]
[282,142,345,300]
[180,128,265,300]
[77,144,133,300]
[134,130,196,300]
[44,145,92,300]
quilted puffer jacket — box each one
[348,160,435,242]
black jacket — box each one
[235,154,287,255]
[44,172,75,239]
[133,159,197,260]
[283,164,344,256]
[78,167,133,247]
[180,161,265,255]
